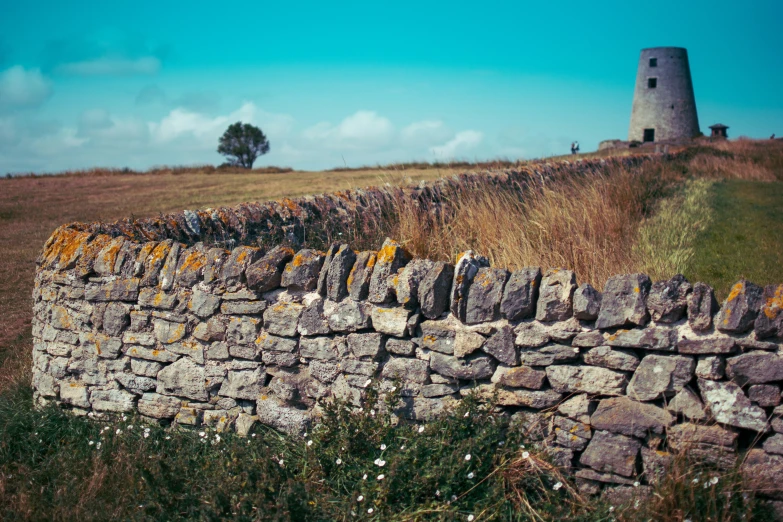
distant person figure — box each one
[574,141,580,153]
[772,134,776,140]
[570,142,576,154]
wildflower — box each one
[451,495,458,502]
[88,412,94,418]
[367,508,374,514]
[609,506,615,512]
[165,436,171,440]
[522,451,530,459]
[390,385,397,392]
[357,495,364,502]
[144,427,150,433]
[692,478,699,484]
[279,460,285,467]
[468,516,475,522]
[143,432,150,439]
[374,459,386,467]
[377,474,385,481]
[464,454,471,461]
[336,458,342,465]
[370,410,376,416]
[364,379,372,387]
[96,442,102,449]
[553,482,563,491]
[711,476,719,485]
[122,415,127,421]
[215,435,221,442]
[252,433,256,438]
[363,474,368,480]
[116,429,122,435]
[307,440,313,446]
[418,426,425,433]
[467,472,475,479]
[199,431,206,438]
[464,411,469,418]
[435,490,440,497]
[520,444,525,449]
[380,444,387,451]
[633,481,640,487]
[498,441,505,446]
[400,445,405,450]
[88,440,94,446]
[573,347,580,353]
[127,425,134,430]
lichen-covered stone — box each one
[193,317,226,342]
[219,368,264,400]
[421,383,459,397]
[430,352,495,380]
[573,283,602,321]
[324,244,357,301]
[742,449,783,500]
[246,246,294,293]
[465,267,508,324]
[80,332,122,359]
[347,251,376,301]
[368,238,410,304]
[138,288,178,310]
[371,306,412,337]
[557,394,595,423]
[648,274,691,323]
[535,268,576,322]
[583,346,640,372]
[725,351,783,386]
[546,365,628,395]
[188,288,221,318]
[590,396,673,438]
[574,469,636,486]
[85,278,141,302]
[140,240,172,287]
[677,337,736,355]
[595,273,652,329]
[299,336,341,361]
[157,357,208,401]
[256,395,311,436]
[462,384,562,409]
[513,321,550,348]
[498,365,546,389]
[698,378,769,432]
[115,372,157,394]
[580,430,640,477]
[748,384,781,407]
[715,280,764,333]
[381,357,429,383]
[627,354,694,401]
[453,330,485,358]
[324,299,371,332]
[500,267,541,321]
[297,294,331,336]
[667,387,707,420]
[386,338,415,356]
[392,258,433,309]
[263,302,304,337]
[174,244,207,288]
[59,382,91,408]
[450,251,484,322]
[153,319,187,344]
[347,332,385,359]
[418,320,456,355]
[482,326,518,366]
[124,345,180,363]
[695,355,725,380]
[131,358,163,377]
[226,316,261,345]
[519,344,579,366]
[755,284,783,339]
[281,249,325,292]
[102,302,129,337]
[90,389,136,412]
[220,246,262,287]
[572,330,605,347]
[419,261,454,319]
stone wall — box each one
[30,156,783,500]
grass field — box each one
[1,140,783,520]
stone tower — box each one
[628,47,700,143]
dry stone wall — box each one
[30,156,783,501]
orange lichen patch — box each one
[763,285,783,319]
[153,292,165,307]
[177,250,206,276]
[76,234,114,274]
[272,304,287,312]
[96,237,125,273]
[633,286,640,293]
[45,228,92,270]
[421,335,437,344]
[346,267,357,288]
[366,254,377,269]
[279,197,303,216]
[726,282,744,303]
[376,243,400,265]
[152,349,160,357]
[454,251,468,265]
[290,252,307,268]
[144,242,171,273]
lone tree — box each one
[217,122,270,169]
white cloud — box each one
[430,130,484,159]
[28,127,87,156]
[0,66,53,109]
[400,120,452,147]
[302,111,394,149]
[56,56,161,76]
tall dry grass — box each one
[390,140,783,289]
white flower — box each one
[400,445,405,450]
[199,432,206,438]
[380,444,387,451]
[498,441,505,446]
[127,425,134,430]
[467,472,475,479]
[464,411,470,418]
[692,478,699,484]
[468,515,475,522]
[165,436,171,440]
[522,451,530,459]
[377,474,385,481]
[96,442,102,449]
[609,506,615,512]
[367,508,374,514]
[711,476,719,485]
[336,458,342,465]
[88,440,94,446]
[374,459,386,467]
[143,432,150,439]
[364,379,372,387]
[357,495,364,501]
[464,454,472,461]
[144,427,150,432]
[390,386,396,392]
[451,495,458,502]
[418,426,425,433]
[633,481,640,487]
[362,473,368,480]
[303,432,308,437]
[573,347,580,353]
[520,444,525,449]
[553,482,563,491]
[115,429,122,435]
[370,410,376,416]
[122,415,127,421]
[435,490,440,497]
[279,460,285,467]
[307,440,313,446]
[252,433,256,438]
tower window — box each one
[643,129,655,142]
[649,58,657,67]
[648,78,657,88]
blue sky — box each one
[0,0,780,173]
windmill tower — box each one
[628,47,700,143]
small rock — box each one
[756,284,783,339]
[572,330,606,347]
[246,246,295,293]
[263,302,304,337]
[557,394,595,423]
[430,352,495,380]
[220,246,262,287]
[153,319,187,344]
[465,267,508,324]
[418,320,456,354]
[371,306,412,337]
[742,449,783,500]
[726,351,783,385]
[591,396,673,438]
[583,346,640,372]
[605,326,676,351]
[667,387,707,420]
[687,282,719,332]
[281,249,325,292]
[219,368,265,400]
[481,326,518,366]
[546,365,628,395]
[519,344,579,366]
[347,251,376,301]
[763,434,783,456]
[450,251,485,322]
[749,384,781,407]
[297,294,331,336]
[418,261,454,320]
[580,430,641,477]
[381,357,429,383]
[226,316,262,345]
[368,238,410,304]
[90,389,136,412]
[513,321,550,348]
[347,332,385,359]
[677,337,737,355]
[102,302,129,337]
[386,338,415,356]
[695,355,725,380]
[498,365,547,389]
[324,299,371,332]
[138,392,181,418]
[392,259,433,309]
[627,354,694,401]
[698,378,769,432]
[188,288,221,318]
[453,330,486,358]
[157,358,208,401]
[325,244,357,301]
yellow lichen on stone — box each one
[376,243,399,264]
[763,285,783,320]
[726,282,743,303]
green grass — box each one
[687,180,783,298]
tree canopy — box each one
[217,122,270,169]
